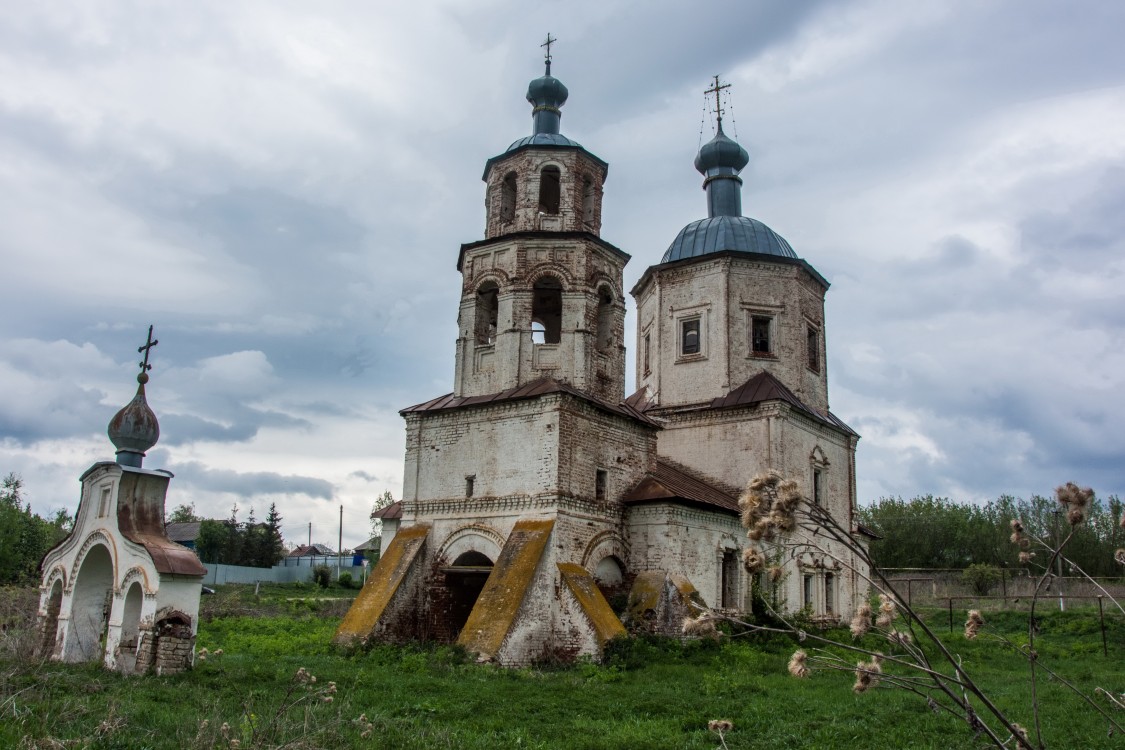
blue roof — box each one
[505,133,584,152]
[662,215,796,263]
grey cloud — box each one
[169,460,334,500]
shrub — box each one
[338,572,354,589]
[312,565,331,588]
[961,563,1002,596]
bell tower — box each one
[453,45,628,403]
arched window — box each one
[500,172,516,224]
[475,282,498,345]
[532,275,562,344]
[538,166,560,215]
[582,176,596,225]
[595,287,613,352]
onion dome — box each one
[694,127,750,174]
[522,58,570,142]
[108,372,160,468]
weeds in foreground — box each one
[686,475,1125,749]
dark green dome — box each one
[526,74,568,109]
[694,129,749,173]
[662,216,796,263]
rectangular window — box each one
[825,573,835,614]
[721,550,738,609]
[595,469,607,502]
[98,486,112,518]
[807,325,820,371]
[803,574,814,609]
[643,333,651,375]
[813,469,823,506]
[465,475,475,498]
[751,316,771,355]
[681,318,700,355]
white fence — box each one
[202,558,367,586]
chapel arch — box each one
[532,275,563,345]
[475,281,499,345]
[538,165,561,215]
[118,581,144,673]
[40,579,64,658]
[64,543,114,663]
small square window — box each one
[681,319,700,355]
[807,325,820,371]
[751,316,771,355]
[465,475,475,498]
[595,469,607,502]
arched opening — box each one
[595,287,614,352]
[538,166,560,215]
[582,176,596,225]
[441,550,494,640]
[118,582,144,673]
[531,276,562,345]
[593,555,627,610]
[475,281,499,344]
[40,579,63,658]
[500,172,516,224]
[64,544,114,663]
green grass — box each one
[2,597,1122,749]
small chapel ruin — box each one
[337,48,871,664]
[38,329,206,674]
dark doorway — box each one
[442,551,493,640]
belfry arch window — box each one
[531,275,562,345]
[500,172,516,224]
[475,281,499,345]
[595,287,614,352]
[538,166,561,215]
[582,176,596,225]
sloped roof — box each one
[164,521,201,543]
[372,501,402,520]
[623,459,740,514]
[289,543,336,557]
[710,371,858,437]
[353,536,382,552]
[400,377,660,428]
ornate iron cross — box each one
[137,325,159,374]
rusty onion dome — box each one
[108,373,160,456]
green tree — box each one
[0,473,69,584]
[261,502,286,567]
[168,503,201,524]
[195,519,227,563]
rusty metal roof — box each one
[623,459,740,514]
[710,371,858,437]
[116,469,206,577]
[371,500,402,520]
[400,377,661,428]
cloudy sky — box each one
[2,0,1122,550]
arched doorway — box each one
[64,544,114,663]
[40,579,63,658]
[441,550,493,640]
[118,582,144,673]
[593,555,627,610]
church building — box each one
[338,52,867,664]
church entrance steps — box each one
[557,562,626,645]
[456,518,554,661]
[334,523,430,646]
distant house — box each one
[165,521,202,551]
[353,536,381,562]
[288,543,336,558]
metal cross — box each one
[541,33,556,63]
[705,75,731,129]
[137,324,159,373]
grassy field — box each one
[2,585,1122,749]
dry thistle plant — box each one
[707,719,733,750]
[688,471,1125,749]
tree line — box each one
[0,473,72,585]
[858,492,1124,576]
[170,503,287,568]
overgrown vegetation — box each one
[0,600,1120,749]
